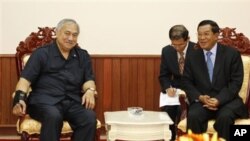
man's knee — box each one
[43,111,63,123]
[216,112,235,124]
[86,110,96,125]
[73,110,96,127]
[188,110,199,120]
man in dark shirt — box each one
[12,19,97,141]
[159,25,195,141]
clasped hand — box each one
[199,95,219,111]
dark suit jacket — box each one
[159,41,196,93]
[183,43,248,117]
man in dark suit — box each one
[159,25,195,141]
[182,20,248,141]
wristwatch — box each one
[85,87,98,97]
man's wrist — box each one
[13,90,27,107]
[84,87,98,97]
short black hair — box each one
[197,20,220,33]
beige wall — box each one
[1,0,250,54]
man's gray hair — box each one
[169,25,189,41]
[56,18,80,33]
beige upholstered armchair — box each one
[177,27,250,137]
[14,27,101,141]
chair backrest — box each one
[15,27,56,77]
[218,27,250,113]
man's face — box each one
[171,38,188,53]
[56,23,79,51]
[197,24,219,51]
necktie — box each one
[206,51,213,82]
[179,52,185,75]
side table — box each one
[104,111,173,141]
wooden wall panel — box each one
[0,57,2,124]
[103,59,112,112]
[120,59,130,110]
[111,58,121,111]
[129,59,138,107]
[0,56,19,126]
[154,59,162,110]
[92,58,105,121]
[137,58,147,109]
[145,59,155,110]
[0,55,161,135]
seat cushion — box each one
[17,114,101,135]
[235,118,250,125]
[17,115,72,134]
[178,118,250,134]
[239,55,250,103]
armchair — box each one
[15,27,101,141]
[177,27,250,136]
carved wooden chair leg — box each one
[21,132,30,141]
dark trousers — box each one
[161,105,181,141]
[28,98,96,141]
[187,102,239,141]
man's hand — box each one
[199,95,210,104]
[204,98,219,111]
[82,90,96,109]
[12,100,26,116]
[166,87,176,97]
[199,95,219,111]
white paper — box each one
[159,89,185,107]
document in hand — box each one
[159,89,185,107]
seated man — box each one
[182,19,248,141]
[159,24,195,141]
[12,18,98,141]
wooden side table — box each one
[104,111,173,141]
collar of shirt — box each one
[203,43,217,64]
[178,42,189,59]
[51,41,79,60]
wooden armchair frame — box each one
[15,27,101,141]
[177,27,250,137]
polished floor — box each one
[0,135,107,141]
[0,136,69,141]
